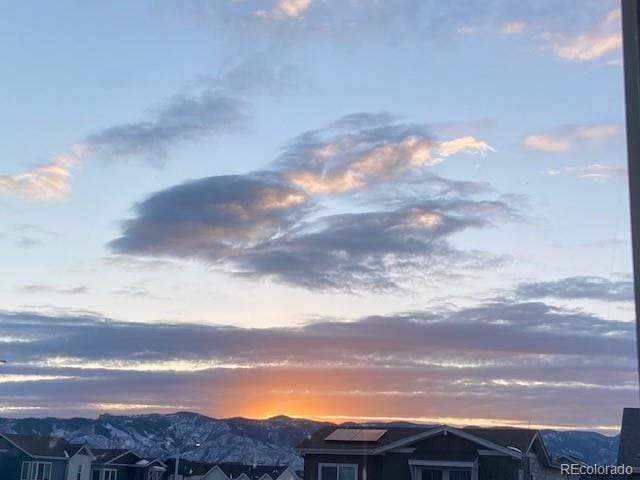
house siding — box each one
[0,436,31,480]
[527,453,563,480]
[302,433,549,480]
[67,453,92,480]
[91,466,147,480]
[0,437,70,480]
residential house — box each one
[200,463,300,480]
[617,408,640,479]
[91,449,167,480]
[162,458,213,480]
[297,425,565,480]
[0,432,94,480]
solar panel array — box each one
[325,429,387,442]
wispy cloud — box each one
[500,21,527,35]
[544,164,627,181]
[524,134,572,153]
[515,276,634,302]
[20,285,89,295]
[539,8,622,62]
[0,145,87,200]
[86,90,247,163]
[255,0,313,20]
[524,123,622,152]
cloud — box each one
[111,193,515,292]
[544,164,627,181]
[0,302,634,427]
[278,113,494,194]
[198,54,300,95]
[515,276,634,302]
[539,8,622,62]
[0,146,87,201]
[108,113,506,292]
[233,199,515,291]
[500,21,527,34]
[524,135,572,153]
[85,90,247,163]
[20,285,89,295]
[254,0,312,21]
[524,123,622,153]
[108,172,313,259]
[0,89,246,200]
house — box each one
[91,449,167,480]
[617,408,640,479]
[297,425,565,480]
[162,458,213,480]
[200,463,300,480]
[0,432,95,480]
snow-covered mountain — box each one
[0,412,619,470]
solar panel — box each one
[352,429,387,442]
[325,429,387,442]
[325,429,360,441]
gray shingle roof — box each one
[297,425,540,455]
[617,407,640,467]
[1,433,85,458]
[91,448,137,464]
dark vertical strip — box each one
[622,0,640,401]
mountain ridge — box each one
[0,411,619,471]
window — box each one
[421,470,444,480]
[104,470,117,480]
[21,462,31,480]
[77,464,83,480]
[147,471,162,480]
[30,462,52,480]
[449,470,471,480]
[418,468,472,480]
[319,464,357,480]
[91,470,101,480]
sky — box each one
[0,0,635,433]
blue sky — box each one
[0,0,634,432]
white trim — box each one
[409,461,474,468]
[105,450,140,465]
[318,463,358,480]
[29,461,53,480]
[410,460,477,480]
[275,467,302,480]
[202,464,227,479]
[21,461,31,480]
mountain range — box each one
[0,412,620,471]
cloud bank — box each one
[0,302,633,428]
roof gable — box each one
[376,427,524,458]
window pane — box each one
[338,465,357,480]
[450,470,471,480]
[91,470,100,480]
[43,464,51,480]
[21,462,30,480]
[320,466,338,480]
[421,469,443,480]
